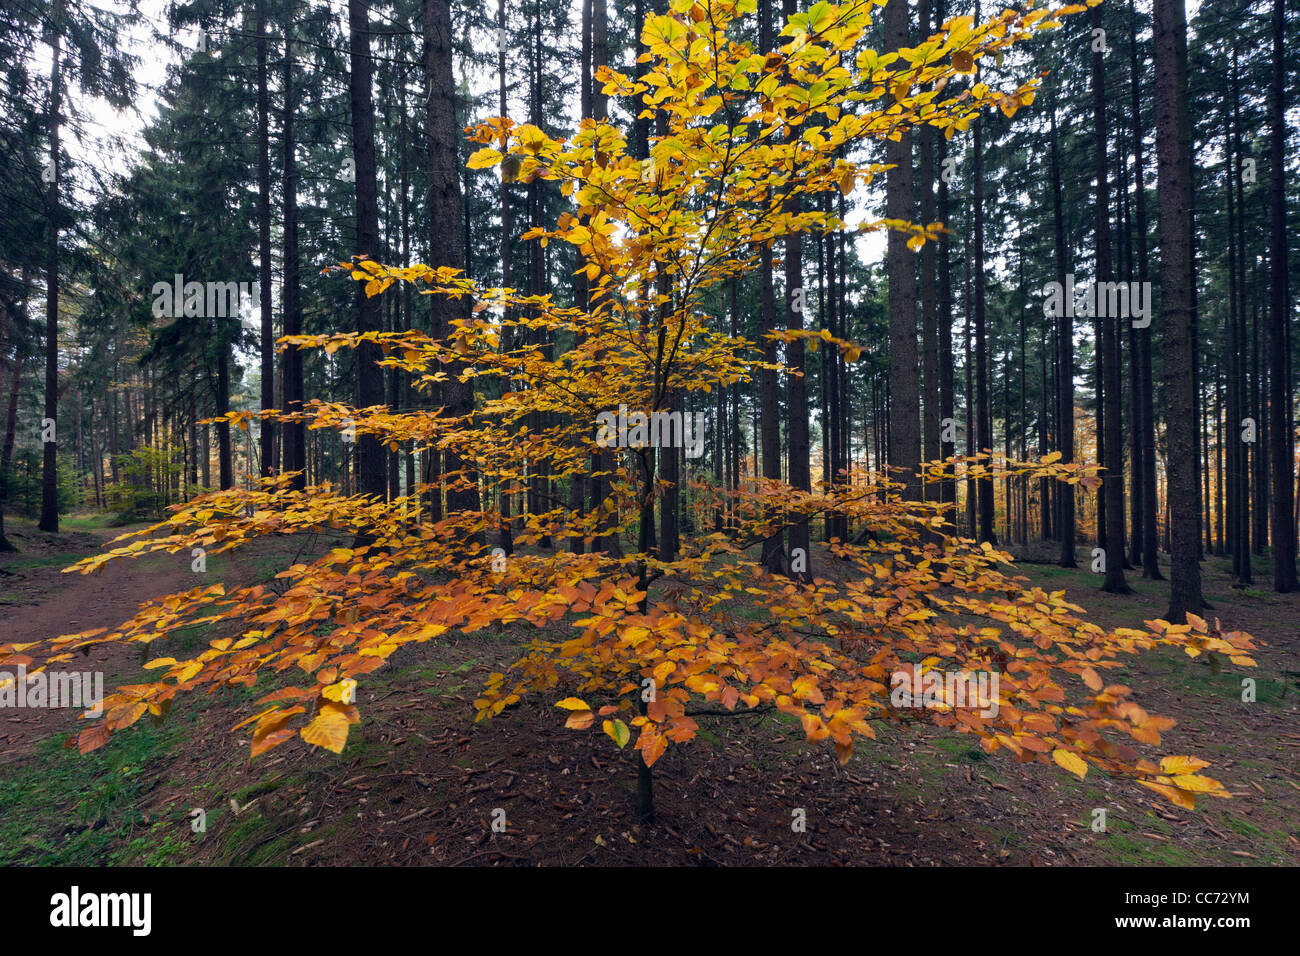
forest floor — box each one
[0,512,1297,867]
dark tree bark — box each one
[2,342,21,478]
[583,0,619,557]
[757,0,783,574]
[217,342,233,489]
[1226,60,1251,582]
[569,0,594,555]
[350,0,387,502]
[0,300,18,551]
[282,9,305,490]
[919,0,939,514]
[1128,0,1161,578]
[426,0,480,527]
[972,27,993,544]
[1153,0,1201,620]
[1051,107,1076,566]
[1268,0,1297,591]
[39,0,65,533]
[1121,130,1143,568]
[935,0,955,530]
[884,0,920,505]
[758,237,784,572]
[496,0,518,557]
[256,0,275,480]
[963,187,975,536]
[783,0,810,581]
[1092,3,1129,593]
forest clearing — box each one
[0,0,1293,926]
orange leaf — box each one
[251,727,297,758]
[565,709,595,730]
[78,722,111,754]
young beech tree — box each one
[1,0,1256,824]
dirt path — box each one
[0,517,194,756]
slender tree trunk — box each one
[1226,110,1247,579]
[1051,107,1076,566]
[1092,3,1129,592]
[1127,0,1162,578]
[39,0,65,533]
[3,346,22,478]
[757,0,783,573]
[935,4,956,531]
[1154,0,1201,620]
[525,4,550,547]
[972,44,993,544]
[782,0,809,580]
[964,195,975,537]
[426,0,480,532]
[759,238,783,572]
[282,10,305,490]
[1122,134,1143,567]
[1018,243,1028,543]
[496,0,518,556]
[217,339,233,489]
[350,0,387,503]
[919,0,939,515]
[1269,0,1296,591]
[1231,46,1254,581]
[0,308,16,551]
[825,190,845,541]
[885,0,920,506]
[256,0,275,480]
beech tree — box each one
[0,0,1259,825]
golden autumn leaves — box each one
[0,0,1256,815]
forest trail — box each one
[0,517,193,758]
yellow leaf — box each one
[1159,755,1209,776]
[300,708,350,754]
[1138,779,1196,810]
[1169,773,1226,794]
[556,697,590,711]
[321,679,356,703]
[603,718,630,748]
[467,147,503,169]
[1052,748,1088,779]
[176,660,203,682]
